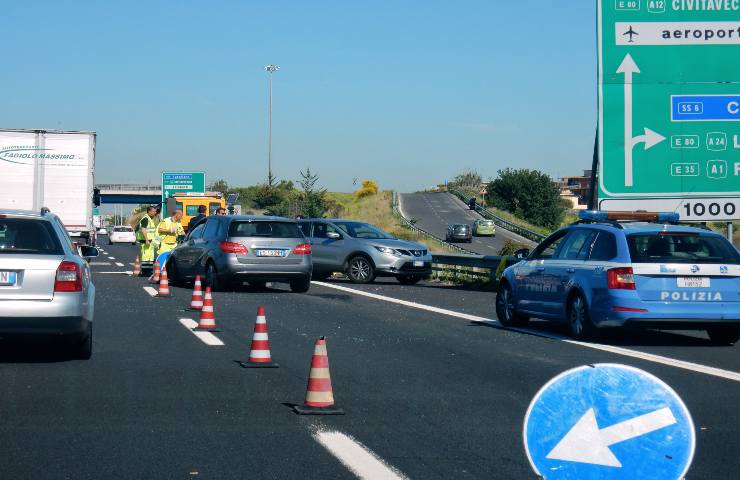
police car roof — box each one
[573,221,722,236]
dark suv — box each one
[168,216,313,292]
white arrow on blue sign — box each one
[524,364,695,479]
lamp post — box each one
[265,64,280,187]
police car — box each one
[496,211,740,345]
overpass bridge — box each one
[96,184,161,204]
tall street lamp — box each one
[265,64,280,187]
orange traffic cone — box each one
[239,306,278,368]
[149,260,161,284]
[155,267,172,298]
[192,287,219,332]
[132,256,141,276]
[293,337,344,415]
[187,275,204,311]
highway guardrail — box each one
[447,188,547,243]
[431,253,520,284]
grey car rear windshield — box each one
[627,233,740,264]
[0,219,63,255]
[229,221,303,238]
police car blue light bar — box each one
[579,210,679,223]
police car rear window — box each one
[627,233,740,264]
[229,221,303,238]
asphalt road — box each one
[0,241,737,479]
[398,192,535,255]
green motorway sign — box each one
[161,171,205,215]
[598,0,740,221]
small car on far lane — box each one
[446,224,472,243]
[108,225,136,245]
[473,219,496,237]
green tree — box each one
[488,168,569,230]
[449,170,483,194]
[208,179,229,194]
[297,168,328,218]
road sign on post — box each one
[524,364,695,479]
[598,1,740,221]
[161,172,205,216]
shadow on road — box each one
[0,340,78,363]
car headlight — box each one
[374,246,400,256]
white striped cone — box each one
[293,337,343,415]
[193,287,218,331]
[132,256,141,276]
[156,268,171,297]
[188,275,204,310]
[149,260,161,284]
[239,306,278,367]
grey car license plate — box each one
[413,261,424,267]
[0,271,17,286]
[257,249,286,257]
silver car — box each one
[0,209,98,359]
[168,215,313,292]
[297,219,433,284]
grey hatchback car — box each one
[167,215,313,292]
[297,219,432,284]
[0,209,98,359]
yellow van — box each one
[166,193,226,231]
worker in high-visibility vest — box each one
[136,206,160,263]
[157,209,185,254]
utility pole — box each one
[265,64,280,187]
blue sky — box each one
[4,1,596,192]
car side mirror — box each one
[79,245,99,259]
[327,231,342,240]
[513,248,530,260]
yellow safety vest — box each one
[159,217,184,245]
[137,215,158,242]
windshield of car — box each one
[229,221,303,238]
[478,221,494,226]
[0,219,63,255]
[453,225,469,231]
[113,226,133,232]
[334,221,394,239]
[627,233,740,264]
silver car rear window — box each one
[229,221,303,238]
[0,218,63,255]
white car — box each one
[108,226,137,245]
[96,227,108,235]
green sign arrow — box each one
[598,0,740,221]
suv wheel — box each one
[347,256,375,284]
[73,324,92,360]
[290,276,311,293]
[567,293,596,340]
[205,262,221,291]
[397,275,422,285]
[495,283,528,326]
[707,327,740,346]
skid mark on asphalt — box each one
[178,318,224,346]
[314,430,408,480]
[143,286,158,297]
[312,282,740,383]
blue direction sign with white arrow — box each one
[524,364,695,479]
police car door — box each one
[542,228,598,318]
[518,230,569,316]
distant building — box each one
[559,170,594,209]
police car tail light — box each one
[219,242,248,254]
[292,243,312,255]
[607,267,636,290]
[55,261,82,292]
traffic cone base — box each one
[293,404,344,415]
[192,326,220,332]
[238,360,279,368]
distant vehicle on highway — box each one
[108,226,136,245]
[297,219,432,284]
[446,224,472,243]
[496,211,740,345]
[473,219,496,237]
[0,208,98,358]
[168,215,312,292]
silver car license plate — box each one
[677,277,709,288]
[257,249,285,257]
[0,271,17,286]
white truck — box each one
[0,129,99,245]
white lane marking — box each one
[312,282,740,383]
[314,431,408,480]
[178,318,224,346]
[108,256,116,260]
[90,262,111,266]
[115,262,125,267]
[143,286,158,297]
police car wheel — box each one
[567,293,596,340]
[707,327,740,346]
[495,283,528,326]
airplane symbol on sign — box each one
[623,26,638,43]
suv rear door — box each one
[310,221,345,273]
[627,231,740,303]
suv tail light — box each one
[292,243,312,255]
[219,242,248,254]
[607,267,636,290]
[55,261,82,292]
